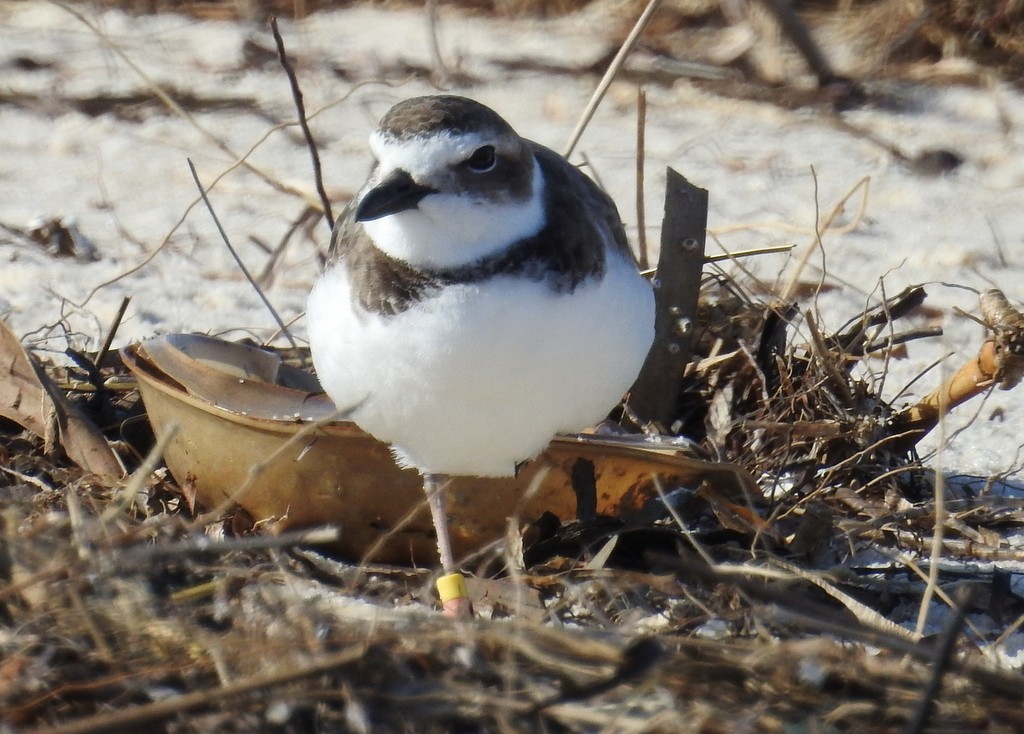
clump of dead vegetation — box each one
[76,0,1024,85]
[5,243,1024,732]
[5,2,1024,732]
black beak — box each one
[355,169,436,222]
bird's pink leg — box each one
[423,472,472,617]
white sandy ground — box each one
[3,1,1024,655]
[3,2,1024,466]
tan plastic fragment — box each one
[122,334,755,564]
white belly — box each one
[307,254,654,477]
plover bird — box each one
[307,95,655,616]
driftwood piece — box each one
[891,288,1024,452]
[628,168,707,429]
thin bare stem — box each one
[907,587,974,734]
[564,0,663,158]
[187,158,299,350]
[97,296,130,360]
[101,423,180,523]
[704,244,795,263]
[269,17,334,231]
[635,87,648,270]
[915,345,948,638]
[780,174,870,301]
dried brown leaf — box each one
[0,319,50,438]
[0,319,123,477]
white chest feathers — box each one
[307,249,655,477]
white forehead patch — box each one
[369,130,492,182]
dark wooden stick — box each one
[269,16,334,231]
[97,295,131,364]
[905,586,976,734]
[627,168,707,429]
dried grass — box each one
[59,1,1024,82]
[5,261,1024,732]
[5,2,1024,731]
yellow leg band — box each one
[436,572,469,604]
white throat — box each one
[361,144,546,270]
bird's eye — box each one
[464,145,497,172]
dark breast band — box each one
[330,143,629,317]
